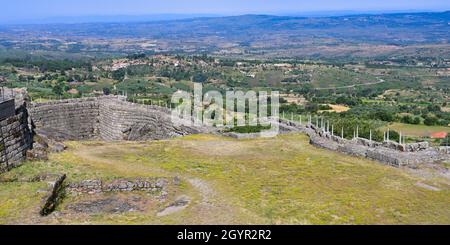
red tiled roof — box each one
[430,132,448,139]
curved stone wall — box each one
[99,98,209,141]
[29,96,212,141]
[26,97,449,169]
[29,98,100,140]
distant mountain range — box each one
[0,11,449,59]
[1,10,442,24]
[0,14,222,25]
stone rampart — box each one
[21,97,450,170]
[29,96,213,141]
[98,97,211,141]
[279,119,449,167]
[29,97,100,140]
[0,105,32,173]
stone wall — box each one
[278,119,449,167]
[28,97,100,140]
[0,99,15,121]
[223,132,260,139]
[24,96,449,169]
[309,135,339,151]
[67,178,172,195]
[0,106,32,173]
[29,96,213,141]
[98,97,212,141]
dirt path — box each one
[185,177,243,224]
[315,78,385,90]
[60,143,252,224]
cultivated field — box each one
[382,123,450,137]
[1,134,449,225]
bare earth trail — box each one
[314,79,385,90]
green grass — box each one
[0,134,449,224]
[227,125,272,133]
[311,66,377,88]
[0,182,48,224]
[381,123,450,138]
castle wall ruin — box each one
[29,97,100,140]
[1,95,448,173]
[0,105,32,173]
[28,96,212,141]
[279,119,449,168]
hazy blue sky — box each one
[2,0,449,22]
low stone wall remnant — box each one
[277,118,449,168]
[67,177,174,195]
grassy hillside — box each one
[0,134,448,224]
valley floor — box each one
[0,133,449,224]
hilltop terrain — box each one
[0,10,449,226]
[1,134,449,224]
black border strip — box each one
[0,225,448,243]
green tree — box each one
[102,87,111,95]
[192,73,208,83]
[401,115,414,124]
[424,115,439,126]
[52,82,65,96]
[112,68,126,81]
